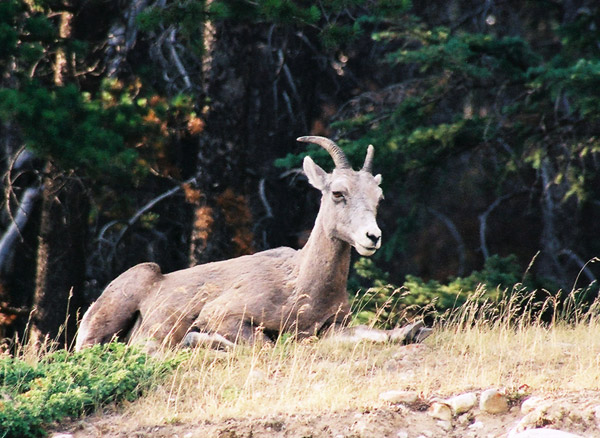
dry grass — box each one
[118,288,600,429]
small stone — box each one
[384,359,399,372]
[468,421,484,430]
[397,431,408,438]
[437,419,452,431]
[248,369,266,381]
[447,392,478,415]
[429,402,453,421]
[456,413,473,426]
[520,396,546,414]
[352,419,370,434]
[517,411,543,431]
[379,390,419,404]
[479,388,508,414]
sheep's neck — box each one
[296,210,351,308]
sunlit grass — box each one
[117,286,600,430]
[4,282,600,436]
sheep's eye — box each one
[332,191,345,201]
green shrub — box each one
[351,254,599,327]
[0,343,176,438]
[402,254,524,308]
[350,254,530,326]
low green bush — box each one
[0,343,175,438]
[350,254,554,327]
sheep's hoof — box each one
[389,321,432,345]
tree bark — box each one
[537,158,568,288]
[29,165,89,347]
[190,18,319,265]
[0,187,41,272]
[27,10,91,348]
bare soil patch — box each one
[57,391,600,437]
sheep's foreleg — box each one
[182,331,235,349]
[325,320,432,345]
[184,312,273,349]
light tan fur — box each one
[75,136,430,351]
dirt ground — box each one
[57,391,600,438]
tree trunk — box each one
[537,158,567,288]
[28,10,90,349]
[29,165,89,347]
[190,19,319,265]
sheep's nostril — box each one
[366,232,380,245]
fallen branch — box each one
[558,249,597,286]
[166,27,192,90]
[115,177,196,247]
[0,187,41,273]
[478,192,525,260]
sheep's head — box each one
[298,136,383,256]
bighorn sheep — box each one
[75,136,430,351]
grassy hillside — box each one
[2,289,600,437]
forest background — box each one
[1,0,600,347]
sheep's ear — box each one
[374,174,382,185]
[303,156,328,190]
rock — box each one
[384,359,399,372]
[429,402,453,421]
[479,388,509,414]
[508,429,585,438]
[521,396,548,414]
[247,369,266,382]
[516,408,551,432]
[456,413,473,426]
[447,392,478,415]
[513,398,586,434]
[437,419,452,431]
[352,419,369,435]
[468,421,484,430]
[379,390,419,404]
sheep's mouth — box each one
[355,244,378,256]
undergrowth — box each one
[0,342,176,438]
[2,260,600,436]
[350,254,600,328]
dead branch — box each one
[539,158,567,283]
[558,249,597,286]
[96,178,197,266]
[478,192,525,260]
[258,178,274,219]
[105,0,149,77]
[166,27,192,90]
[0,187,41,273]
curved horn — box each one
[297,136,351,169]
[362,144,375,173]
